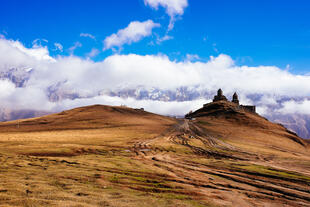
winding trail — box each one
[131,119,310,207]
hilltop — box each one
[0,104,174,132]
[0,101,309,207]
[187,100,307,148]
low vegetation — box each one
[0,104,309,206]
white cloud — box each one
[258,95,278,106]
[68,42,82,54]
[156,34,173,44]
[2,37,310,116]
[80,33,96,40]
[0,80,16,99]
[86,48,100,58]
[54,43,63,52]
[144,0,188,30]
[32,39,48,48]
[277,100,310,115]
[52,96,209,116]
[212,43,219,53]
[185,54,200,62]
[103,20,160,50]
[256,106,269,116]
[0,38,55,66]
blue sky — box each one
[2,0,310,117]
[1,0,310,73]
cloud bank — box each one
[0,37,310,116]
[277,100,310,115]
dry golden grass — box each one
[0,104,309,207]
[0,105,213,207]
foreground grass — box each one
[0,123,218,207]
[1,128,310,207]
[0,150,215,207]
[0,105,309,207]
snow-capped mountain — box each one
[0,67,33,87]
[266,114,310,139]
[0,67,309,139]
[100,86,208,101]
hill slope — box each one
[188,101,307,153]
[0,103,309,207]
[0,104,174,132]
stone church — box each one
[210,89,256,113]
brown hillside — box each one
[0,103,310,207]
[0,104,175,132]
[189,101,308,152]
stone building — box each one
[228,91,256,113]
[241,105,256,113]
[209,89,256,113]
[185,89,256,119]
[213,89,228,102]
[232,92,239,105]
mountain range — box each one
[0,67,309,139]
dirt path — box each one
[1,118,309,206]
[131,119,310,207]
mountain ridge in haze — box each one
[0,67,309,138]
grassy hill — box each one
[0,103,309,207]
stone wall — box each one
[241,105,256,113]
